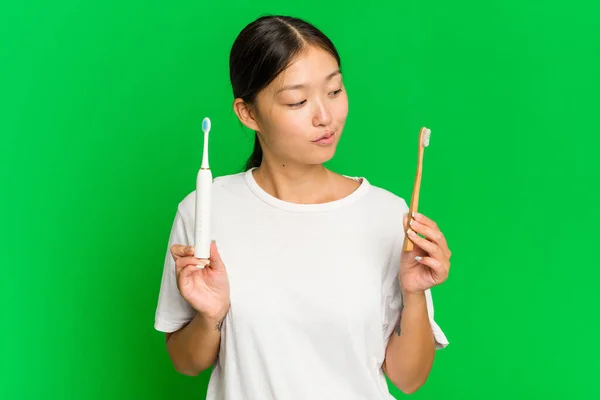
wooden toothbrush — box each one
[403,126,431,252]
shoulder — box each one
[354,174,410,217]
[368,183,409,211]
[368,184,410,234]
[348,175,410,252]
[334,170,410,233]
[176,170,247,217]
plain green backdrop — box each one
[1,0,599,399]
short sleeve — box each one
[154,208,196,333]
[381,201,449,350]
[382,277,449,350]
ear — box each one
[233,98,260,131]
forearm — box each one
[383,291,436,394]
[166,312,224,376]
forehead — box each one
[275,46,340,85]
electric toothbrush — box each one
[194,117,212,264]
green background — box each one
[2,0,599,399]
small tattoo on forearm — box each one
[395,304,404,336]
[394,317,402,336]
[215,316,225,332]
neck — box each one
[252,159,336,204]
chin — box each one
[311,147,338,165]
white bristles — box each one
[422,128,431,147]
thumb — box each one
[209,241,226,270]
[403,212,409,229]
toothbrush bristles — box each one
[202,117,211,133]
[422,128,431,147]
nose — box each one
[312,99,332,127]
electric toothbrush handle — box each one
[194,169,212,260]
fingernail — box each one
[407,229,416,237]
[410,219,416,227]
[412,211,421,219]
[187,246,194,253]
[415,256,422,261]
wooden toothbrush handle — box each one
[403,127,426,252]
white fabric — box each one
[155,168,449,399]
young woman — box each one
[155,15,451,399]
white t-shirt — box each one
[154,167,449,399]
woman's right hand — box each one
[170,241,230,323]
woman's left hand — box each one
[400,212,452,295]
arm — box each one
[383,291,436,394]
[164,312,225,376]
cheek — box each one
[265,112,307,145]
[334,93,349,120]
[274,109,310,137]
[261,108,294,135]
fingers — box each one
[171,244,206,272]
[170,244,195,261]
[194,241,226,271]
[177,264,203,290]
[408,213,450,258]
[406,228,442,257]
[208,241,225,271]
[414,256,450,280]
[411,212,437,229]
[409,219,448,249]
[175,255,207,274]
[171,241,226,272]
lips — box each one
[313,131,335,142]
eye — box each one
[287,100,306,108]
[329,88,343,96]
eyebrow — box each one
[276,69,341,93]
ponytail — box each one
[244,132,263,171]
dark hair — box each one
[229,15,342,171]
